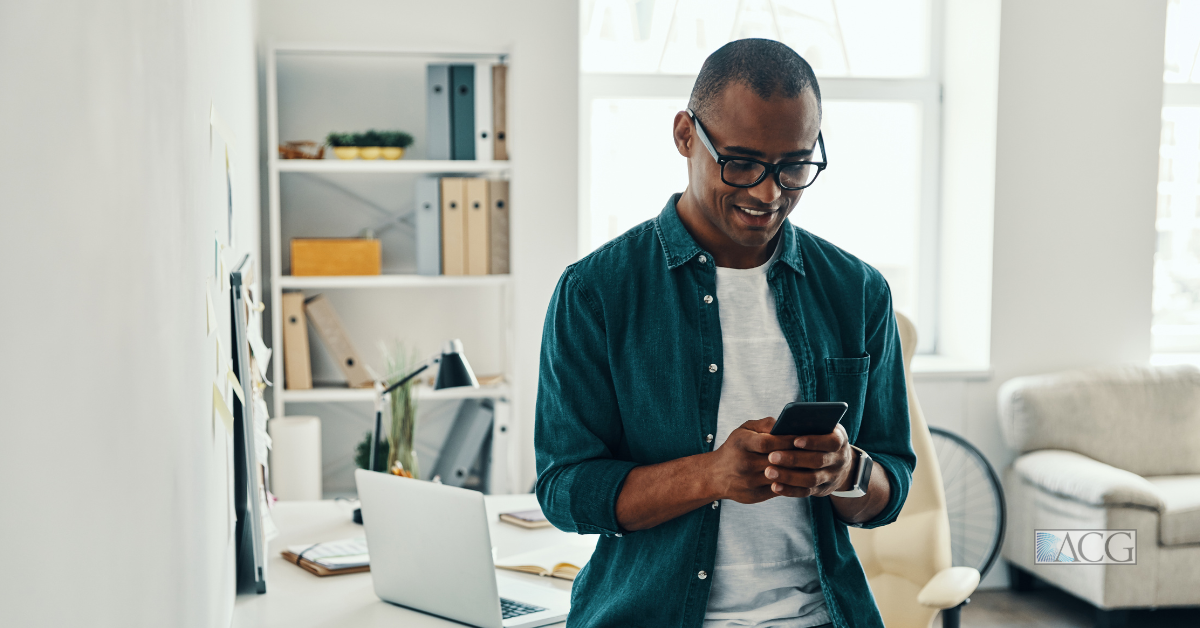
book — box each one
[415,176,441,275]
[464,177,490,275]
[492,64,508,160]
[494,542,595,581]
[499,508,551,529]
[281,292,312,390]
[440,178,467,275]
[426,64,451,160]
[488,179,509,274]
[450,65,475,160]
[303,294,373,388]
[282,537,370,577]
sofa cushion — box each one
[998,365,1200,476]
[1145,475,1200,546]
[1012,450,1164,509]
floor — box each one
[933,588,1200,628]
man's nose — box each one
[746,172,782,205]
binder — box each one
[440,178,467,276]
[492,64,508,160]
[303,294,373,388]
[488,179,509,275]
[473,61,493,162]
[464,177,490,275]
[281,292,313,390]
[431,399,494,488]
[426,65,451,160]
[449,65,475,160]
[415,177,442,275]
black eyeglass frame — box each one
[687,108,827,191]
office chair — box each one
[847,312,983,628]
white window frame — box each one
[578,0,945,354]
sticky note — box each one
[206,282,217,337]
[213,383,234,433]
[227,369,245,403]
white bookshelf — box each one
[265,44,516,494]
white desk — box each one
[234,495,575,628]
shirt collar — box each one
[654,193,805,275]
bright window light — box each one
[581,0,929,77]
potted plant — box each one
[326,132,358,160]
[357,129,384,160]
[380,131,414,160]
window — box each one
[580,0,942,352]
[1152,0,1200,358]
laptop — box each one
[355,469,570,628]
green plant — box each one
[357,129,385,147]
[325,132,354,147]
[354,431,389,472]
[382,341,421,478]
[381,131,414,148]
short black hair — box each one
[688,38,822,122]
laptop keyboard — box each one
[500,597,547,620]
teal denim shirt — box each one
[535,195,916,628]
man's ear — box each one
[673,111,693,158]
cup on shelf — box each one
[381,147,405,160]
[333,146,360,160]
[359,146,382,160]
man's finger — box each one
[767,449,837,470]
[770,482,815,498]
[740,417,776,433]
[743,432,796,454]
[764,466,827,489]
[794,425,847,452]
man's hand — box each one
[762,423,856,498]
[708,417,798,504]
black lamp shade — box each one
[434,339,479,390]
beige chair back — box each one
[847,312,952,628]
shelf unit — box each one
[265,44,516,494]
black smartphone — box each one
[769,401,849,436]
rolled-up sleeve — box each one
[847,278,917,529]
[535,269,638,536]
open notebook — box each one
[494,541,596,581]
[282,537,370,577]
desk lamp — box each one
[354,339,478,523]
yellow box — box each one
[290,238,381,276]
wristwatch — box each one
[831,445,873,498]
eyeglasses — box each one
[687,108,827,191]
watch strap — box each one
[831,445,872,498]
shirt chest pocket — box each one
[823,355,870,443]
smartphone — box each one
[769,401,849,437]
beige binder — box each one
[303,294,372,388]
[488,180,509,275]
[465,178,490,275]
[492,64,508,160]
[281,292,313,390]
[441,178,467,276]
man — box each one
[535,39,915,628]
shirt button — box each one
[712,501,719,509]
[615,533,623,537]
[708,364,718,373]
[698,570,708,580]
[705,433,713,443]
[698,255,707,264]
[703,295,713,304]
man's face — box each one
[676,83,822,250]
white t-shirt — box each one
[703,243,831,628]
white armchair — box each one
[998,365,1200,627]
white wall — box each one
[0,1,259,626]
[913,0,1167,588]
[258,0,579,493]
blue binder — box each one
[450,65,475,160]
[415,176,441,275]
[426,65,451,160]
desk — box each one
[234,495,575,628]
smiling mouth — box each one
[736,206,775,217]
